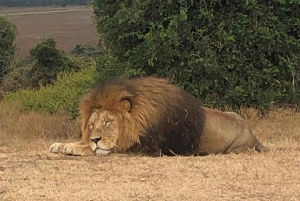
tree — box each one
[29,38,79,87]
[91,0,300,110]
[0,17,18,82]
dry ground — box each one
[1,102,300,200]
[0,6,99,59]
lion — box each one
[49,76,269,156]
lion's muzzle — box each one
[89,137,112,156]
[91,137,102,144]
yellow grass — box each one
[0,102,81,152]
[1,102,300,200]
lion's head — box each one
[85,97,132,155]
[86,109,119,155]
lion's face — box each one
[87,109,120,156]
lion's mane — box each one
[79,76,206,156]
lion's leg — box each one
[49,126,95,156]
[62,143,95,156]
[254,138,270,152]
[49,140,94,156]
[224,140,252,154]
[49,141,82,153]
[49,142,68,153]
[223,129,257,154]
[225,128,270,154]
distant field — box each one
[0,5,86,14]
[1,6,99,59]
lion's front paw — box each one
[62,143,95,156]
[49,143,66,153]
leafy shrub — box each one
[0,17,18,82]
[4,59,97,119]
[94,50,146,84]
[91,0,300,110]
[1,65,33,92]
[29,38,81,88]
[2,54,92,92]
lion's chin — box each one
[95,148,111,156]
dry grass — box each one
[0,102,81,151]
[1,6,98,59]
[1,102,300,200]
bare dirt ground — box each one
[1,145,300,201]
[1,104,300,200]
[0,6,99,59]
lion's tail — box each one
[254,139,270,153]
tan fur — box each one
[199,107,269,154]
[49,76,269,156]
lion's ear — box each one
[120,98,131,112]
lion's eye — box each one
[88,124,94,130]
[103,121,110,127]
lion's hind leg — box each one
[223,139,253,154]
[254,139,270,153]
[223,129,257,154]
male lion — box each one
[49,76,269,156]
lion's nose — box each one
[91,137,102,144]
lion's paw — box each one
[62,143,95,156]
[62,143,80,155]
[49,143,66,153]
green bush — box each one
[0,17,18,82]
[2,54,93,92]
[2,64,32,92]
[94,50,146,83]
[29,38,81,88]
[4,60,97,119]
[91,0,300,110]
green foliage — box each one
[29,38,81,88]
[0,0,89,7]
[2,64,32,92]
[0,17,18,82]
[4,59,97,119]
[2,55,94,93]
[94,49,146,83]
[91,0,300,110]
